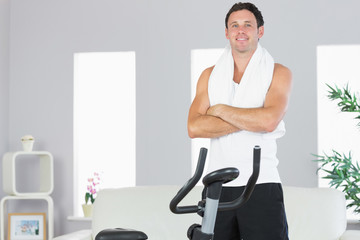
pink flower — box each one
[85,172,101,204]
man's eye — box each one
[232,24,238,28]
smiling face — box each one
[225,10,264,55]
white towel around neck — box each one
[208,43,285,139]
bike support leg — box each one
[192,182,223,240]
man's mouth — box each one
[236,37,248,41]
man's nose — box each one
[238,26,245,33]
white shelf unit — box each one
[1,151,54,240]
[2,151,54,196]
[0,196,54,240]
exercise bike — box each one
[95,146,261,240]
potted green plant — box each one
[82,172,100,217]
[315,84,360,214]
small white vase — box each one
[82,204,93,218]
[22,140,34,151]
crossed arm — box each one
[187,63,292,139]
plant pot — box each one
[22,140,34,151]
[82,204,93,218]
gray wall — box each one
[2,0,360,236]
[0,0,9,190]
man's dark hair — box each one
[225,2,264,28]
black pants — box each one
[203,183,289,240]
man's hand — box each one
[206,104,225,117]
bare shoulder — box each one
[200,65,215,80]
[274,63,292,79]
[267,63,292,97]
[196,65,215,92]
[272,63,292,88]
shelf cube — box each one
[2,151,54,196]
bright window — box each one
[317,45,360,220]
[73,52,136,217]
[190,48,224,175]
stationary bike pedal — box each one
[187,224,201,239]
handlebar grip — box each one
[170,148,208,214]
[218,146,261,211]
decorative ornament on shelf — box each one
[82,172,101,217]
[21,135,34,152]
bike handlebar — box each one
[170,146,261,214]
[169,148,207,214]
[218,146,261,211]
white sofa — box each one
[54,186,360,240]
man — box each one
[188,2,292,240]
